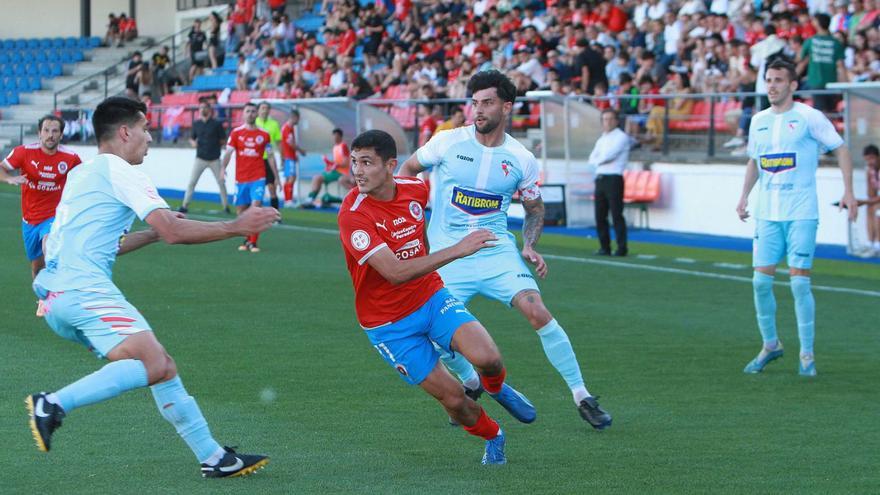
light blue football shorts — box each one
[40,289,153,359]
[234,179,266,206]
[365,288,477,386]
[437,240,540,306]
[753,219,819,270]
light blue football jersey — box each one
[34,153,169,295]
[747,101,844,221]
[415,125,541,252]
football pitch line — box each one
[187,213,880,299]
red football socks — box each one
[480,367,506,395]
[462,407,500,440]
[283,183,293,202]
[248,233,260,245]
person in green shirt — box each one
[256,102,283,211]
[799,13,846,114]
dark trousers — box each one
[594,174,627,252]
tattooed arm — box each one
[521,196,547,278]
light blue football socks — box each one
[790,275,815,356]
[537,319,589,403]
[151,375,223,463]
[52,359,148,412]
[439,348,481,391]
[752,271,778,347]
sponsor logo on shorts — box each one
[795,252,811,258]
[351,230,371,251]
[759,152,796,174]
[395,364,409,376]
[450,186,503,215]
[439,297,463,315]
[409,201,424,221]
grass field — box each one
[1,190,878,494]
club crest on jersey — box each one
[256,135,265,144]
[787,120,799,131]
[500,159,512,177]
[451,186,503,215]
[759,152,796,174]
[409,201,424,221]
[351,230,371,251]
[57,161,68,174]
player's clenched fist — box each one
[234,207,280,234]
[454,229,497,257]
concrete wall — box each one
[0,0,178,39]
[2,0,81,38]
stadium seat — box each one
[622,170,661,228]
[77,37,89,49]
[89,36,102,47]
[64,37,77,48]
[6,90,19,105]
[0,53,8,64]
[10,52,23,63]
[13,64,25,76]
[39,38,52,49]
[2,40,13,50]
[38,63,50,77]
[52,37,64,48]
[15,39,27,49]
[35,51,48,62]
[25,63,38,76]
[0,93,7,107]
[28,76,41,91]
[1,66,12,77]
[60,51,73,64]
[47,50,60,62]
[15,77,27,90]
[50,62,62,76]
[27,39,39,49]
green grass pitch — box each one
[1,191,878,494]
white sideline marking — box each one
[38,207,876,300]
[674,257,697,264]
[713,262,747,270]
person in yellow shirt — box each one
[255,102,282,211]
[434,106,466,135]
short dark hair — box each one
[864,144,880,156]
[244,102,258,109]
[258,101,271,110]
[289,109,299,117]
[766,58,797,83]
[601,108,618,119]
[351,130,397,162]
[92,96,147,144]
[466,70,516,103]
[332,128,343,136]
[38,114,65,134]
[815,13,831,31]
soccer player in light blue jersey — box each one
[401,70,612,429]
[736,59,857,377]
[25,97,280,478]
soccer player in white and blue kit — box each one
[25,97,279,478]
[736,59,857,376]
[401,70,612,428]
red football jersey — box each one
[226,125,271,182]
[280,121,298,160]
[338,177,444,329]
[3,143,81,224]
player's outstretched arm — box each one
[145,207,279,245]
[0,163,26,185]
[117,229,160,255]
[521,197,548,278]
[219,148,233,181]
[367,229,496,285]
[399,155,426,177]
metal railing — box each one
[52,24,193,111]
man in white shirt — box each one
[589,109,631,256]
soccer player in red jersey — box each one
[220,102,278,252]
[1,115,82,314]
[280,109,306,207]
[338,130,536,465]
[304,128,355,207]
